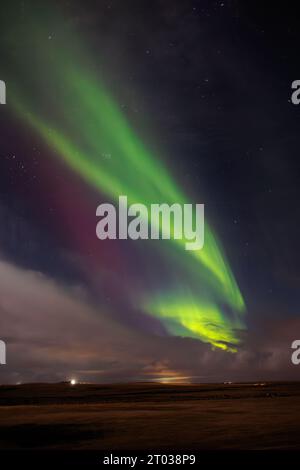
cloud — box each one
[0,259,139,382]
[0,259,298,383]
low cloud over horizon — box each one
[0,258,298,384]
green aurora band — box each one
[7,10,246,351]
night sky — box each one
[0,0,299,383]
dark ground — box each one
[0,382,300,450]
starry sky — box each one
[0,0,299,383]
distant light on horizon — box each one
[70,379,77,386]
[157,376,192,384]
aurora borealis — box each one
[5,3,245,352]
[0,0,298,384]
